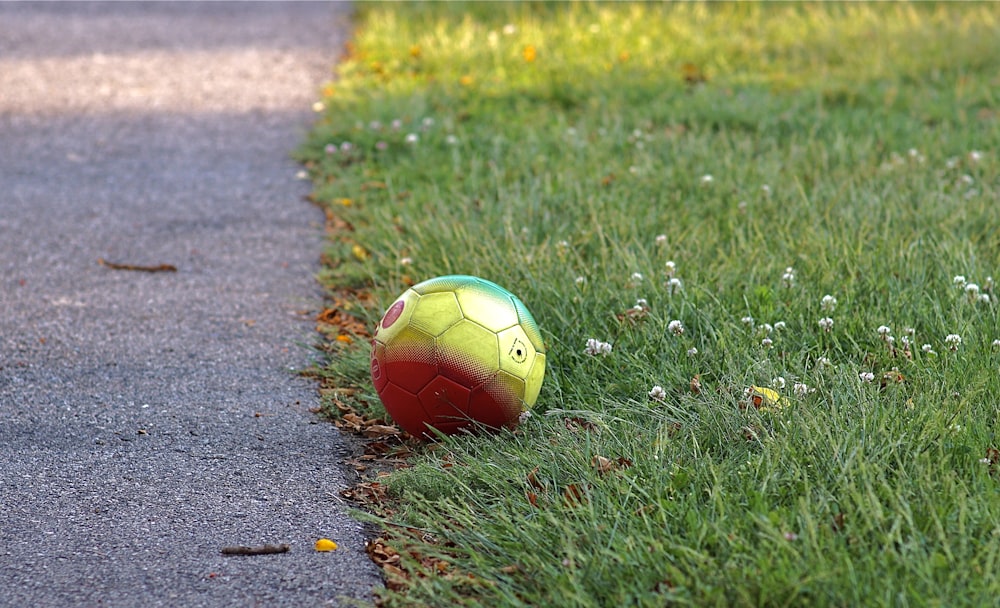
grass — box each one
[297,2,1000,606]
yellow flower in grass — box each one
[747,386,788,411]
[351,244,369,261]
[522,45,537,63]
[459,74,474,87]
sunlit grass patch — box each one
[300,2,1000,606]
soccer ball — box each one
[370,275,546,438]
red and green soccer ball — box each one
[370,275,546,438]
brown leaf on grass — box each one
[316,307,370,338]
[690,374,702,394]
[831,512,846,533]
[363,424,402,438]
[562,483,587,506]
[526,467,545,491]
[340,481,389,509]
[592,455,634,476]
[600,173,616,187]
[592,455,614,475]
[525,491,539,508]
[564,417,598,433]
[616,303,649,325]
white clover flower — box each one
[945,334,962,350]
[761,337,773,348]
[574,276,587,286]
[818,317,834,332]
[687,347,698,357]
[445,134,459,145]
[405,133,419,144]
[340,141,353,152]
[635,298,648,308]
[422,117,435,128]
[741,315,754,327]
[631,272,644,282]
[949,423,963,434]
[781,267,796,287]
[859,372,875,383]
[820,294,837,312]
[664,260,676,276]
[959,174,975,186]
[649,385,667,402]
[584,338,613,356]
[312,101,325,112]
[399,256,413,266]
[921,343,935,354]
[737,200,748,212]
[629,165,640,174]
[700,174,714,185]
[518,410,533,424]
[773,321,786,331]
[877,325,892,338]
[986,276,995,290]
[946,157,959,169]
[953,275,967,288]
[761,184,772,196]
[905,327,916,335]
[793,383,810,397]
[666,277,682,294]
[391,119,403,130]
[771,376,786,390]
[655,234,668,246]
[966,283,980,297]
[992,339,1000,349]
[502,23,517,35]
[969,150,983,162]
[668,319,684,336]
[817,356,831,366]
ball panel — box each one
[377,382,433,438]
[417,375,472,424]
[455,288,519,333]
[469,371,524,429]
[511,295,545,353]
[523,352,546,407]
[408,291,462,337]
[382,326,437,393]
[436,319,500,387]
[496,325,535,378]
[370,341,388,392]
[374,288,420,345]
[410,274,478,296]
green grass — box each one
[298,2,1000,606]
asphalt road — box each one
[0,3,383,605]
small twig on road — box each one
[97,258,177,272]
[220,543,290,556]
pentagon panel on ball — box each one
[370,275,546,439]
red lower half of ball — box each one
[371,354,522,439]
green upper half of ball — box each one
[379,275,544,353]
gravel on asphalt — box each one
[0,3,384,606]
